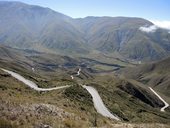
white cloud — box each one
[139,25,158,33]
[139,20,170,33]
[151,20,170,30]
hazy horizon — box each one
[1,0,170,30]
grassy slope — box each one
[122,57,170,99]
[84,75,170,124]
[0,67,116,128]
[1,67,170,127]
[0,46,170,127]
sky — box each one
[1,0,170,29]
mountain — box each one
[0,1,170,61]
[0,1,87,54]
[76,17,170,60]
[0,2,170,127]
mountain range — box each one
[0,1,170,61]
[0,1,170,127]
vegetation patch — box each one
[64,85,93,107]
[87,78,170,123]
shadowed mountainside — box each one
[122,57,170,98]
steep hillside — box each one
[0,1,88,54]
[0,67,101,127]
[122,57,170,97]
[1,66,170,126]
[76,17,170,60]
[0,1,170,61]
[84,75,170,123]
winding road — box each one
[76,68,81,76]
[1,67,120,120]
[149,87,169,112]
[74,68,120,120]
[0,68,70,91]
[83,85,120,120]
[2,67,169,120]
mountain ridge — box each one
[0,1,170,61]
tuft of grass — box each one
[0,118,17,128]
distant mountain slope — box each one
[0,45,80,71]
[122,57,170,97]
[0,45,19,60]
[76,17,170,60]
[0,1,88,54]
[0,1,170,60]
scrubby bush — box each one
[0,118,15,128]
